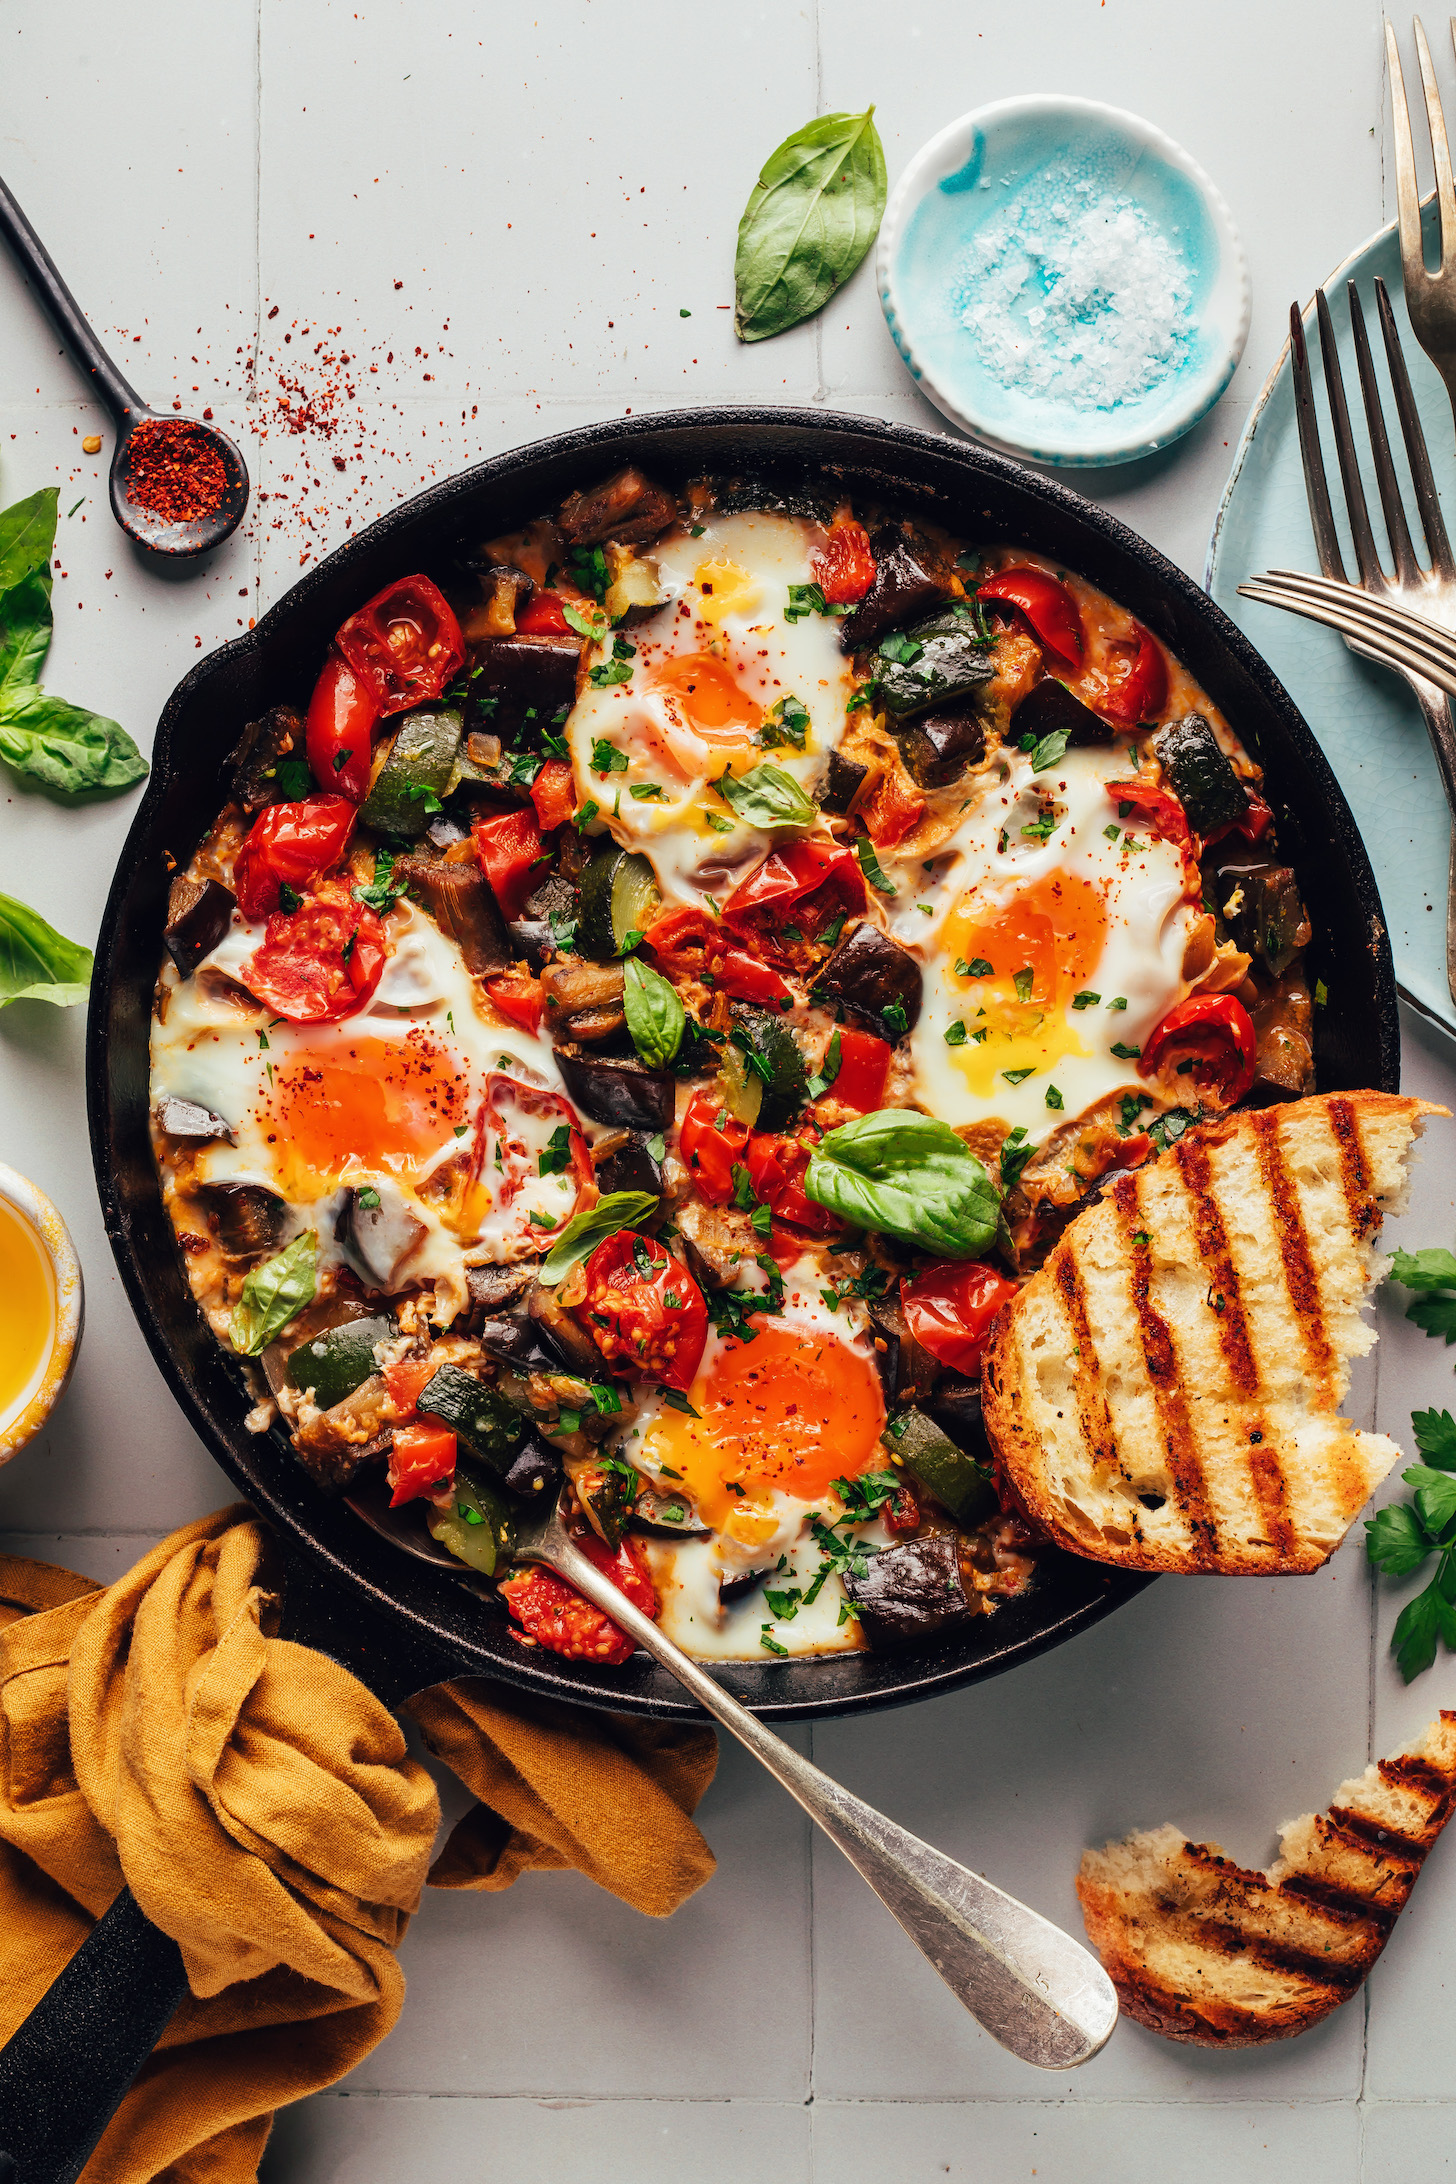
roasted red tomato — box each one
[901,1260,1019,1378]
[824,1027,892,1114]
[644,905,717,980]
[485,970,546,1036]
[1105,778,1191,849]
[745,1128,842,1236]
[233,795,358,920]
[304,652,378,803]
[472,807,546,921]
[499,1535,656,1666]
[978,566,1084,670]
[387,1420,457,1508]
[716,949,793,1007]
[812,519,876,605]
[514,591,571,636]
[529,756,578,832]
[863,769,925,849]
[1095,622,1169,726]
[383,1357,436,1417]
[680,1089,751,1204]
[242,878,386,1023]
[1140,993,1257,1104]
[575,1230,708,1390]
[335,574,465,715]
[725,838,865,923]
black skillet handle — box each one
[0,1541,475,2182]
[0,173,144,425]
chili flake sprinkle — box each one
[124,419,230,525]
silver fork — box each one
[1237,278,1456,1009]
[1389,17,1456,430]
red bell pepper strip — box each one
[529,756,578,832]
[1095,623,1169,726]
[515,592,571,636]
[304,652,379,803]
[823,1027,891,1114]
[978,566,1085,670]
[1105,779,1191,849]
[725,838,865,922]
[1139,994,1257,1104]
[680,1090,750,1204]
[335,574,465,716]
[472,808,546,922]
[745,1128,842,1237]
[715,949,794,1006]
[387,1421,458,1508]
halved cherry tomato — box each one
[530,756,578,832]
[716,949,793,1006]
[680,1089,750,1204]
[1095,623,1169,726]
[387,1420,457,1507]
[901,1260,1019,1378]
[575,1230,708,1390]
[498,1535,656,1665]
[233,794,357,920]
[725,839,865,923]
[1105,779,1191,849]
[812,520,876,605]
[305,652,378,803]
[515,592,570,636]
[978,566,1085,670]
[384,1357,436,1417]
[1139,993,1257,1105]
[335,574,465,715]
[825,1027,891,1114]
[472,807,546,921]
[241,878,386,1023]
[745,1128,842,1236]
[644,905,717,980]
[485,971,546,1036]
[863,769,925,849]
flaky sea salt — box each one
[953,170,1193,412]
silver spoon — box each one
[347,1478,1119,2071]
[0,174,248,558]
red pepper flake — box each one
[125,419,230,525]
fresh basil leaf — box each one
[539,1191,659,1285]
[230,1231,318,1357]
[716,761,815,832]
[623,955,685,1068]
[0,574,53,698]
[0,688,147,795]
[0,488,57,594]
[734,108,887,343]
[0,890,92,1007]
[1029,728,1071,773]
[804,1108,1000,1257]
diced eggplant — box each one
[360,706,464,839]
[554,1046,674,1129]
[285,1314,398,1409]
[730,1007,807,1132]
[595,1131,664,1197]
[867,1291,941,1408]
[634,1487,709,1535]
[579,842,661,960]
[504,1437,564,1500]
[464,563,534,639]
[528,1278,610,1377]
[839,529,953,652]
[821,747,870,815]
[675,1198,755,1289]
[508,871,581,970]
[1010,676,1112,747]
[417,1363,530,1476]
[719,1566,771,1607]
[393,855,513,976]
[705,474,835,522]
[156,1094,235,1143]
[468,636,580,744]
[1154,714,1248,836]
[542,960,628,1045]
[896,699,986,789]
[842,1532,977,1648]
[164,875,236,978]
[559,466,679,548]
[229,705,304,812]
[200,1181,287,1260]
[475,1311,558,1374]
[886,1408,997,1526]
[1213,859,1312,977]
[576,1456,641,1548]
[816,921,923,1034]
[339,1181,427,1290]
[872,609,997,724]
[927,1373,993,1463]
[465,1263,535,1322]
[427,1465,517,1578]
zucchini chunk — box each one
[417,1363,529,1476]
[1154,713,1247,836]
[872,607,997,724]
[729,1007,807,1132]
[885,1408,997,1526]
[360,706,464,838]
[579,841,661,960]
[427,1465,517,1578]
[286,1314,398,1410]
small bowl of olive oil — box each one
[0,1167,83,1465]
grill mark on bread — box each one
[1052,1244,1129,1515]
[1327,1094,1381,1241]
[1251,1108,1334,1385]
[1110,1173,1219,1562]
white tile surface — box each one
[3,0,1455,2176]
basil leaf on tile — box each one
[734,107,887,343]
[0,688,148,795]
[0,487,58,593]
[0,891,93,1008]
[230,1231,319,1357]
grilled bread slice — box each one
[981,1092,1444,1574]
[1077,1711,1456,2046]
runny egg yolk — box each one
[641,1323,887,1539]
[264,1031,470,1197]
[693,557,760,624]
[941,871,1108,1098]
[648,651,762,746]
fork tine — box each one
[1315,286,1386,585]
[1415,18,1456,268]
[1346,281,1421,581]
[1288,302,1349,582]
[1374,274,1456,576]
[1388,21,1432,296]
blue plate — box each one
[1207,197,1456,1033]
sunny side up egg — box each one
[566,512,856,906]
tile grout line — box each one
[251,0,265,614]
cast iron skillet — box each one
[87,408,1399,1729]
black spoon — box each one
[0,174,248,558]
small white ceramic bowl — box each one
[877,95,1250,468]
[0,1165,83,1466]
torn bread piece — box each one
[1077,1711,1456,2046]
[982,1092,1446,1573]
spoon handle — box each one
[0,174,144,424]
[537,1533,1118,2071]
